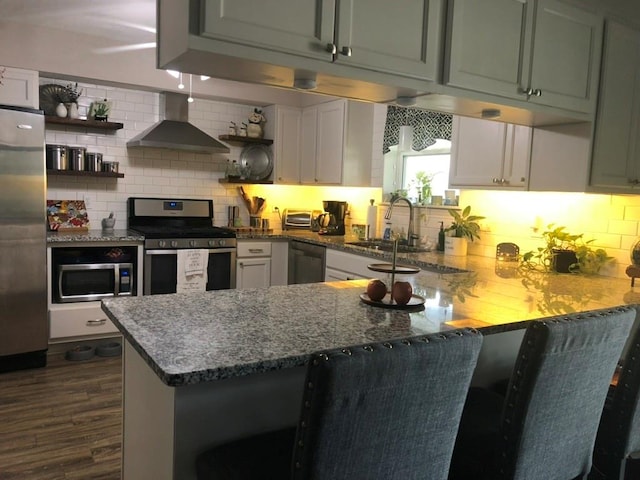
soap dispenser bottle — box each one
[437,221,445,251]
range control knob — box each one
[208,240,216,247]
[189,240,197,247]
[218,239,226,246]
[158,240,167,248]
[170,240,178,248]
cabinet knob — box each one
[519,87,533,96]
[340,46,352,57]
[239,262,244,267]
[492,177,499,183]
[533,89,542,97]
[326,43,337,54]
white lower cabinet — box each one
[236,241,272,289]
[325,249,375,282]
[49,303,118,342]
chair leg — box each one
[622,457,640,480]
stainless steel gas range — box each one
[127,197,237,295]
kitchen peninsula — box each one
[101,247,637,480]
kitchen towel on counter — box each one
[366,202,378,239]
[176,250,209,293]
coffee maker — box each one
[318,200,348,236]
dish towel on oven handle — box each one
[176,249,209,293]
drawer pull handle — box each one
[248,249,264,254]
[87,319,107,326]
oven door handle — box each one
[144,248,238,255]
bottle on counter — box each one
[437,221,445,251]
[383,221,392,241]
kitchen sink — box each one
[346,240,430,254]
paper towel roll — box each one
[366,204,378,239]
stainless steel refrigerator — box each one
[0,104,48,372]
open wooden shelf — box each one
[218,134,273,146]
[44,116,124,130]
[218,177,273,185]
[47,169,124,178]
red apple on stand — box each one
[392,281,413,305]
[366,279,387,302]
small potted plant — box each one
[409,171,437,205]
[444,205,485,256]
[520,224,613,274]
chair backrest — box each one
[496,306,636,480]
[291,329,483,480]
[593,309,640,477]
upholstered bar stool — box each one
[591,310,640,480]
[449,306,636,480]
[196,328,483,480]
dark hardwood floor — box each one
[0,350,122,479]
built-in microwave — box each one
[52,246,136,303]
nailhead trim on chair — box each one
[292,328,481,473]
[497,306,636,480]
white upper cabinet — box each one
[267,99,374,187]
[301,100,345,185]
[264,105,302,184]
[590,21,640,192]
[445,0,603,114]
[199,0,444,81]
[449,116,531,189]
[0,67,39,109]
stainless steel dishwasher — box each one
[288,240,326,284]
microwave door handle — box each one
[57,266,64,302]
[114,264,121,295]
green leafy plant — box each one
[446,205,485,241]
[520,224,613,274]
[409,171,437,204]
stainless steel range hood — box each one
[126,92,230,154]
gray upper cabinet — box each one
[333,0,444,80]
[200,0,335,62]
[200,0,444,81]
[445,0,602,114]
[590,21,640,191]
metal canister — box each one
[102,161,119,173]
[85,152,103,172]
[45,144,68,170]
[67,146,86,171]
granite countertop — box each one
[102,231,638,386]
[47,229,144,244]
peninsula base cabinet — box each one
[449,116,531,189]
[590,20,640,192]
[121,341,305,480]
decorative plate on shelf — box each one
[39,84,67,116]
[240,144,273,181]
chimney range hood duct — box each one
[126,92,230,154]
